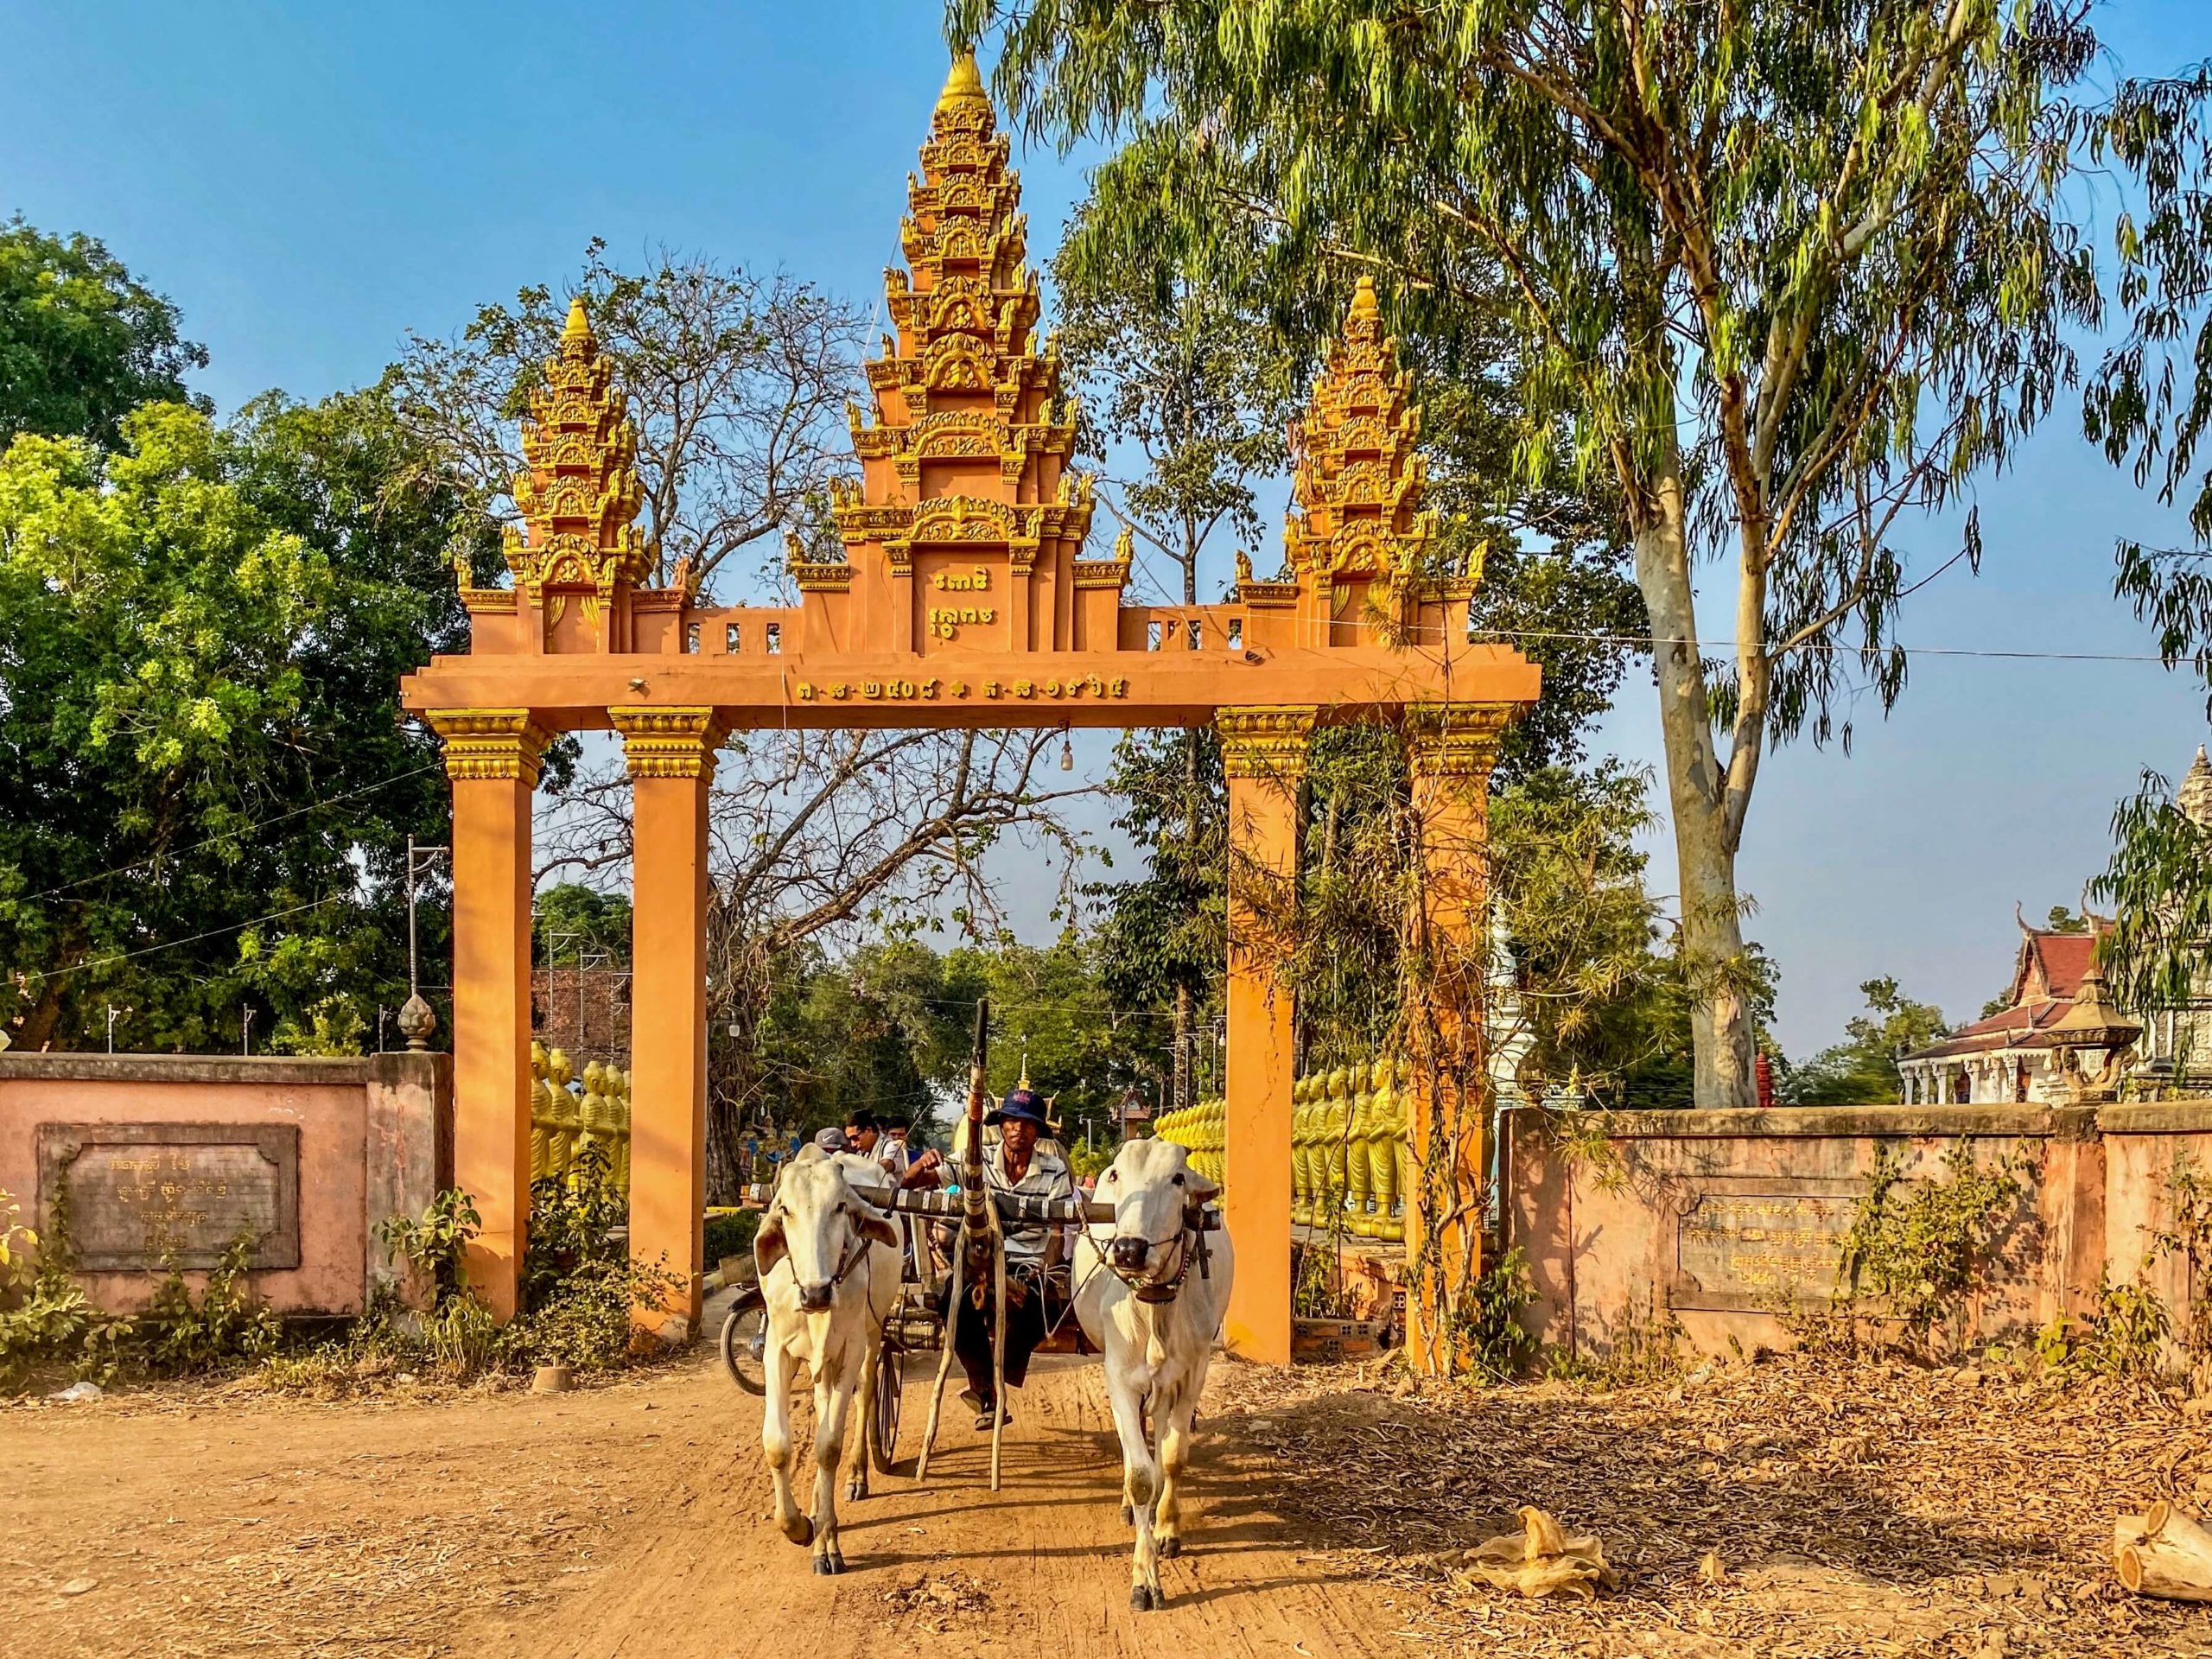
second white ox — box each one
[753,1146,903,1574]
[1073,1135,1236,1611]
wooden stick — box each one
[2116,1502,2212,1602]
[990,1235,1008,1492]
[915,1243,963,1484]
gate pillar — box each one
[613,707,726,1338]
[1217,706,1315,1366]
[430,709,547,1321]
[1402,703,1508,1373]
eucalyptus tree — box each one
[957,0,2211,1107]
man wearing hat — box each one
[943,1077,1071,1429]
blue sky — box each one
[5,2,2212,1055]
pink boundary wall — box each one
[0,1052,451,1316]
[1502,1101,2212,1360]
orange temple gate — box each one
[400,54,1538,1370]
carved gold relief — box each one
[610,708,729,782]
[1217,706,1320,781]
[428,709,551,785]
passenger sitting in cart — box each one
[940,1082,1071,1430]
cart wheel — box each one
[720,1287,770,1396]
[869,1339,903,1472]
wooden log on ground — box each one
[2115,1501,2212,1601]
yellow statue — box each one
[527,1046,553,1179]
[1370,1055,1402,1241]
[1345,1064,1376,1237]
[1321,1066,1351,1227]
[545,1048,582,1176]
[1388,1054,1413,1243]
[609,1072,632,1195]
[1289,1075,1313,1225]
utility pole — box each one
[405,836,451,1006]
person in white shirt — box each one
[942,1085,1071,1428]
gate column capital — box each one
[426,709,551,784]
[610,707,731,782]
[1405,702,1511,781]
[1216,705,1319,781]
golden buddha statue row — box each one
[1152,1096,1225,1187]
[1292,1055,1408,1242]
[1151,1063,1410,1243]
[528,1040,632,1196]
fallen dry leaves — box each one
[1213,1351,2212,1657]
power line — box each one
[28,895,344,987]
[13,765,439,907]
[1461,623,2196,665]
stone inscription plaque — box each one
[1671,1191,1857,1311]
[37,1123,301,1271]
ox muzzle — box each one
[1109,1235,1154,1273]
[796,1280,836,1314]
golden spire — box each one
[500,290,652,599]
[938,47,988,111]
[1018,1054,1032,1090]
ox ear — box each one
[1181,1165,1220,1209]
[753,1207,788,1277]
[855,1206,900,1250]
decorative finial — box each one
[1350,274,1380,318]
[563,295,593,346]
[938,48,988,111]
[1018,1053,1032,1090]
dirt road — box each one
[3,1351,1414,1659]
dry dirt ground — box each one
[10,1344,2212,1658]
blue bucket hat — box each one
[985,1087,1049,1128]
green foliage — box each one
[1455,1246,1540,1384]
[0,1181,277,1391]
[1051,214,1294,604]
[1090,728,1226,1038]
[520,1151,627,1311]
[2043,1271,2172,1382]
[1065,1138,1115,1182]
[958,931,1157,1122]
[0,216,207,450]
[0,388,476,1052]
[703,1209,761,1268]
[0,1183,125,1391]
[1835,1146,2026,1352]
[2092,770,2210,1084]
[376,1188,485,1311]
[535,884,632,966]
[1782,978,1949,1106]
[269,994,370,1058]
[141,1233,282,1374]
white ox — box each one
[1073,1136,1236,1611]
[753,1147,903,1574]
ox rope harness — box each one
[1089,1206,1213,1306]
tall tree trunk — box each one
[1173,982,1193,1115]
[1631,445,1759,1110]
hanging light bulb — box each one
[1060,727,1075,772]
